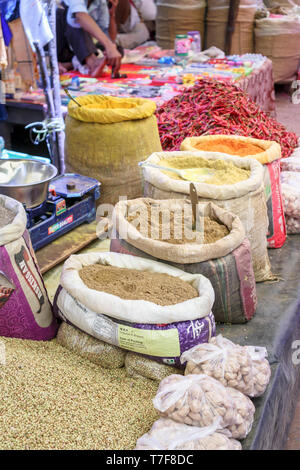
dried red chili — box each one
[156,79,298,158]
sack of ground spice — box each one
[125,352,182,381]
[110,198,257,324]
[181,135,286,249]
[152,374,255,440]
[0,195,57,340]
[53,252,215,367]
[141,151,274,282]
[57,322,126,368]
[135,418,242,450]
[181,335,271,398]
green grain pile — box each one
[0,336,159,450]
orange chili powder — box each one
[195,138,264,156]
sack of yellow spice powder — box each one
[141,151,274,282]
[110,198,257,323]
[181,135,286,249]
[65,95,162,205]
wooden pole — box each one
[225,0,240,55]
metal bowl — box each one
[0,159,58,208]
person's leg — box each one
[116,22,149,50]
[56,7,73,63]
[65,23,97,65]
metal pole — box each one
[46,0,65,173]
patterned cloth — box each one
[239,58,276,118]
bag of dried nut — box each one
[181,335,271,397]
[152,373,254,440]
[226,387,255,439]
[135,417,242,450]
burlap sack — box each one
[156,0,205,49]
[111,198,257,323]
[65,95,162,205]
[181,136,286,249]
[53,252,216,367]
[255,15,300,83]
[206,0,255,54]
[141,151,273,282]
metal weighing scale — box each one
[27,174,100,251]
[0,157,101,251]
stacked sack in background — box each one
[206,0,257,55]
[254,6,300,82]
[281,147,300,234]
[156,0,206,49]
[54,252,216,379]
[135,335,271,450]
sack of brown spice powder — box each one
[141,151,274,282]
[0,195,57,340]
[111,198,257,324]
[53,252,216,367]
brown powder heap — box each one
[127,201,229,245]
[79,264,198,306]
[0,205,14,229]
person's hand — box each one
[104,42,122,73]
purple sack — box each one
[0,195,57,340]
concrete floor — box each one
[275,85,300,450]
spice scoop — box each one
[139,162,215,183]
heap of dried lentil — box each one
[0,336,159,450]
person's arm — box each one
[75,11,121,70]
[108,0,118,42]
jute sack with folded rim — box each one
[141,151,274,282]
[206,0,256,54]
[53,252,216,367]
[65,95,162,205]
[181,135,286,249]
[111,198,257,323]
[156,0,206,49]
[255,16,300,83]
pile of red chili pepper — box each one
[156,79,298,158]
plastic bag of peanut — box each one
[125,352,182,381]
[281,172,300,219]
[181,335,271,397]
[226,387,255,439]
[152,374,254,439]
[286,215,300,234]
[135,417,242,450]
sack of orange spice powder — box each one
[181,135,286,249]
